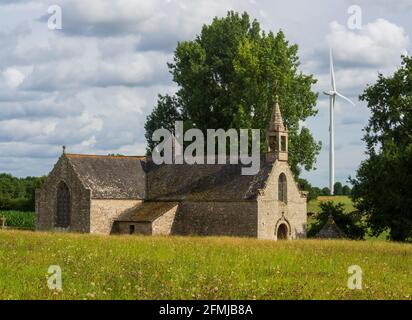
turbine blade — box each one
[330,48,336,91]
[336,92,355,106]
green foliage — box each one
[342,185,351,196]
[0,174,45,211]
[351,55,412,242]
[321,187,331,196]
[145,11,321,176]
[333,182,351,196]
[333,182,343,195]
[144,95,183,154]
[0,211,35,230]
[298,178,320,202]
[307,201,366,240]
[0,198,33,211]
[311,187,321,199]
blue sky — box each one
[0,0,410,187]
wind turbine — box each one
[323,49,355,195]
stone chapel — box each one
[36,98,307,240]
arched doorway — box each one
[277,223,288,240]
[56,182,71,228]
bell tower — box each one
[266,96,288,163]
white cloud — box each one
[20,50,171,91]
[326,19,409,67]
[32,0,249,52]
[2,68,25,88]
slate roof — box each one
[65,154,146,199]
[64,154,274,201]
[315,216,347,239]
[117,201,179,222]
[144,158,273,201]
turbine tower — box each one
[323,49,355,195]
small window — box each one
[129,225,135,235]
[281,136,287,152]
[269,136,277,152]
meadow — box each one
[0,230,411,300]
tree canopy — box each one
[0,173,46,211]
[351,56,412,241]
[145,11,321,176]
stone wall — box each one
[172,201,258,237]
[118,221,152,235]
[257,160,307,240]
[90,199,142,234]
[117,204,177,236]
[152,204,178,235]
[36,154,305,240]
[36,155,91,233]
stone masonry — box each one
[36,97,307,240]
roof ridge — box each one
[63,153,147,200]
[65,153,146,159]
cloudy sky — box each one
[0,0,410,187]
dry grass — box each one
[0,230,411,300]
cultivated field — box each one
[0,211,35,230]
[0,230,411,300]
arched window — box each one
[278,173,287,203]
[56,182,71,228]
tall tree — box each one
[145,11,321,176]
[333,182,343,196]
[144,95,182,154]
[321,187,331,196]
[342,185,351,196]
[351,56,412,241]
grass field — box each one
[307,196,355,214]
[0,230,411,300]
[0,211,35,230]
